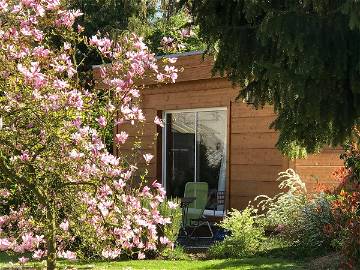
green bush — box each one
[288,193,336,256]
[255,169,308,230]
[254,169,338,257]
[209,207,265,258]
[158,198,183,258]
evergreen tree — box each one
[68,0,158,37]
[186,0,360,157]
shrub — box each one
[287,193,336,256]
[330,190,360,268]
[209,207,264,258]
[255,169,338,257]
[255,169,308,231]
[157,198,182,257]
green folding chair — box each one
[183,182,213,238]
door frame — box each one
[161,107,228,196]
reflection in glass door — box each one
[165,112,195,198]
[163,109,227,209]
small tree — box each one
[0,1,178,269]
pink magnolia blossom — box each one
[137,252,145,260]
[60,220,69,231]
[0,1,179,265]
[32,249,45,260]
[18,257,29,264]
[115,131,128,144]
[59,250,76,261]
[0,189,10,197]
[167,201,178,209]
[154,116,164,127]
[97,116,107,127]
[0,238,11,251]
[143,153,154,164]
[19,151,30,162]
[168,57,177,64]
[0,1,8,11]
[159,236,170,245]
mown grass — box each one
[0,252,305,270]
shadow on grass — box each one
[196,257,305,270]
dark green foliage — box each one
[187,0,360,157]
[68,0,158,37]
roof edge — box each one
[92,50,206,69]
[155,50,205,59]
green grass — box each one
[0,253,305,270]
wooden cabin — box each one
[111,52,343,212]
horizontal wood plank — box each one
[230,180,280,197]
[231,103,276,118]
[231,133,279,149]
[231,116,276,134]
[144,88,237,108]
[296,165,344,183]
[296,150,343,166]
[231,148,285,166]
[231,164,282,182]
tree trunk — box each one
[46,204,57,270]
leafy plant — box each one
[209,207,264,258]
[255,169,307,230]
[288,193,336,256]
[157,198,182,256]
[329,190,360,268]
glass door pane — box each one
[165,112,195,198]
[196,111,227,210]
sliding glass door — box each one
[163,108,227,208]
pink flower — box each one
[167,201,178,209]
[101,249,120,259]
[77,24,84,33]
[170,72,178,83]
[53,79,69,89]
[63,42,71,51]
[180,28,191,38]
[113,179,125,190]
[97,116,107,128]
[159,236,170,245]
[0,189,10,197]
[143,153,154,164]
[45,0,61,10]
[20,151,30,162]
[32,249,45,260]
[154,116,164,127]
[0,1,8,11]
[32,46,50,58]
[168,57,177,64]
[115,131,128,144]
[55,10,83,28]
[0,238,11,251]
[152,180,162,189]
[161,37,174,45]
[60,220,69,231]
[18,257,29,264]
[138,252,145,260]
[67,90,83,109]
[69,149,84,159]
[60,250,76,261]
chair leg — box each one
[189,220,213,239]
[206,221,214,239]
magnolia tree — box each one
[0,1,178,269]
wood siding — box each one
[109,53,343,210]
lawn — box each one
[0,253,305,270]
